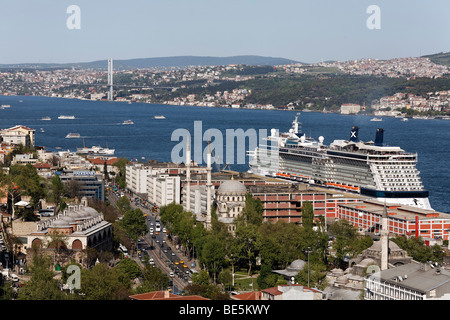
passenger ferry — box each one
[247,115,431,209]
[65,133,81,139]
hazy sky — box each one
[0,0,449,64]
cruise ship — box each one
[247,115,431,209]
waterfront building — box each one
[340,103,361,115]
[337,199,450,242]
[0,125,35,148]
[248,183,361,224]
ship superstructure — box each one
[248,115,431,209]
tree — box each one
[119,208,148,243]
[234,223,259,276]
[256,264,278,290]
[17,251,70,300]
[116,258,142,280]
[328,219,373,268]
[51,174,65,214]
[294,260,328,290]
[80,263,131,300]
[135,264,169,293]
[113,158,129,189]
[236,193,263,226]
[200,235,226,283]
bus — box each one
[119,244,129,258]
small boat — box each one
[122,120,134,125]
[370,117,383,122]
[154,115,166,120]
[401,117,408,122]
[65,133,81,139]
[0,104,11,109]
[40,128,45,133]
[41,116,51,121]
[58,115,76,119]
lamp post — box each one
[306,247,312,288]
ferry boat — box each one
[247,115,431,209]
[58,115,76,119]
[77,145,115,155]
[65,133,81,139]
[122,120,134,125]
[154,115,166,120]
[41,116,51,121]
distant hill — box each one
[0,55,299,70]
[422,51,450,67]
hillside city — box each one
[0,53,450,302]
[1,56,449,115]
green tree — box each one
[119,208,148,243]
[17,252,69,300]
[136,264,169,293]
[51,174,65,214]
[80,263,131,300]
[116,258,142,280]
[256,264,278,290]
[200,235,226,283]
[295,260,328,290]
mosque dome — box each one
[367,240,402,252]
[218,179,247,195]
[286,259,306,272]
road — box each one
[107,187,194,293]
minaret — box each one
[206,140,212,230]
[185,131,191,212]
[381,200,389,271]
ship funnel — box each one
[349,126,359,142]
[375,128,384,146]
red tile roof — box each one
[129,291,209,300]
[232,291,261,300]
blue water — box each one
[0,95,449,214]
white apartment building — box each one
[126,163,150,195]
[182,184,214,221]
[147,174,181,208]
[340,103,361,115]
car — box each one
[174,261,179,265]
[163,249,168,253]
[171,252,175,256]
[170,272,174,277]
[179,259,184,264]
[149,258,154,265]
[163,228,167,233]
[183,264,187,268]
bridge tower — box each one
[107,58,113,101]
